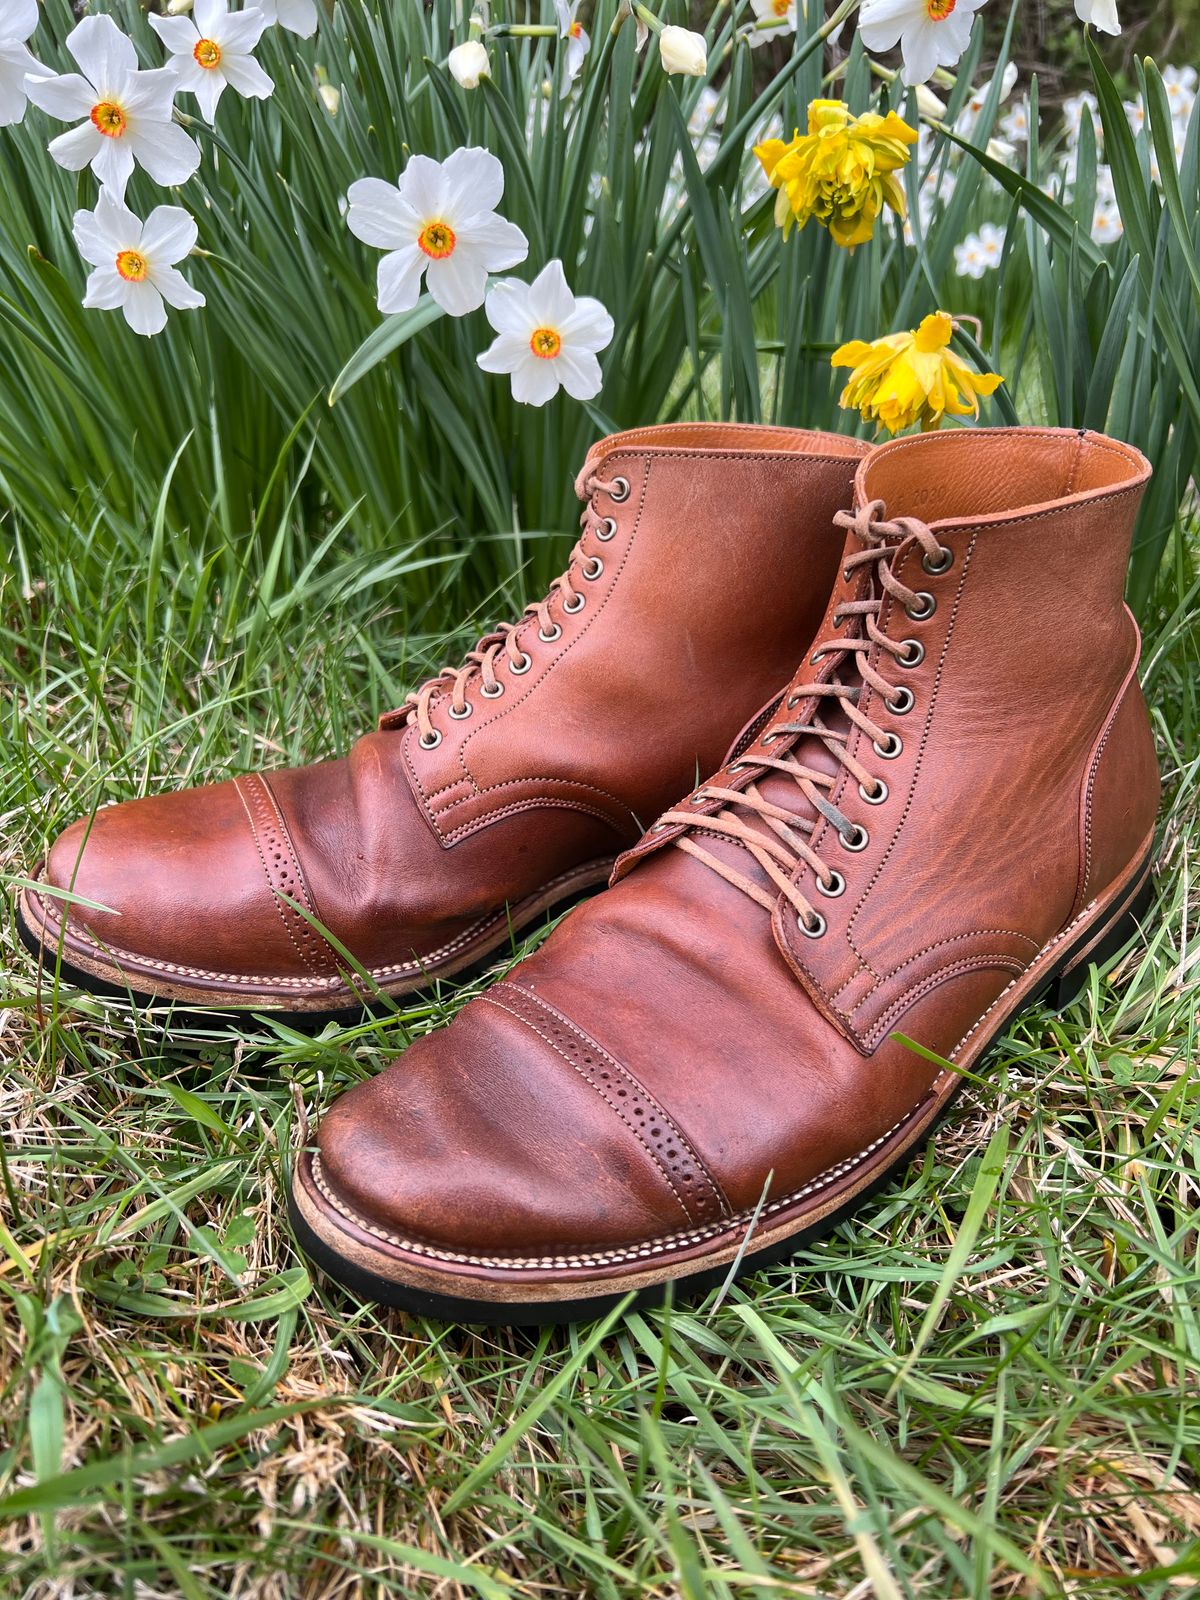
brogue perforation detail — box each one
[234,774,338,978]
[482,982,729,1228]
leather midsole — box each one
[18,857,617,1011]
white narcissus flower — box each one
[0,0,42,127]
[346,147,527,317]
[24,14,200,198]
[150,0,273,124]
[448,39,490,88]
[477,258,613,406]
[1074,0,1120,35]
[858,0,989,88]
[659,25,707,77]
[953,220,1003,277]
[73,188,204,337]
[554,0,590,95]
[748,0,797,48]
[1092,202,1123,243]
[255,0,319,37]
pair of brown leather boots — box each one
[21,423,1160,1326]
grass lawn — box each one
[0,489,1197,1599]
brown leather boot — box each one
[292,427,1159,1323]
[20,424,866,1018]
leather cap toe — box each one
[36,777,331,986]
[313,991,719,1261]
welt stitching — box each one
[478,991,695,1223]
[1077,645,1139,908]
[307,1094,929,1272]
[34,858,613,989]
[438,797,631,846]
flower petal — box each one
[0,0,37,43]
[481,279,533,337]
[424,250,488,316]
[121,65,183,118]
[219,52,273,99]
[91,130,137,195]
[559,295,613,353]
[190,66,225,121]
[346,178,412,249]
[440,146,504,221]
[149,261,205,310]
[193,0,229,37]
[82,265,127,311]
[139,204,197,263]
[22,70,94,121]
[123,280,168,336]
[476,330,529,372]
[555,346,602,400]
[376,246,425,314]
[509,353,562,406]
[66,14,137,96]
[148,15,200,56]
[220,9,270,52]
[525,259,576,326]
[456,212,528,273]
[129,119,201,186]
[396,153,447,219]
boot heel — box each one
[1044,873,1155,1011]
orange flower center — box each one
[925,0,956,17]
[90,100,126,138]
[417,220,456,259]
[530,326,562,360]
[194,37,223,69]
[569,20,584,36]
[772,0,790,15]
[116,249,149,282]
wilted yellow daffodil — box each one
[755,99,918,250]
[831,311,1003,433]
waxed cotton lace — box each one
[395,474,625,744]
[657,499,949,934]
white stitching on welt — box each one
[307,1099,926,1272]
[31,859,613,990]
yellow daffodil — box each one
[754,98,918,250]
[831,311,1003,433]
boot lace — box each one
[657,499,951,936]
[389,473,628,748]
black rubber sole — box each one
[290,864,1156,1327]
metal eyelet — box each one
[839,823,869,852]
[481,681,504,699]
[905,591,936,621]
[842,565,853,582]
[873,732,903,759]
[418,729,442,750]
[859,779,889,805]
[923,545,953,575]
[809,650,825,666]
[596,517,617,542]
[652,821,671,833]
[762,731,780,746]
[609,476,631,503]
[563,593,585,614]
[538,623,562,643]
[898,639,925,668]
[448,702,473,720]
[583,556,604,581]
[885,687,914,715]
[798,911,827,939]
[816,870,846,899]
[509,651,533,675]
[831,610,845,628]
